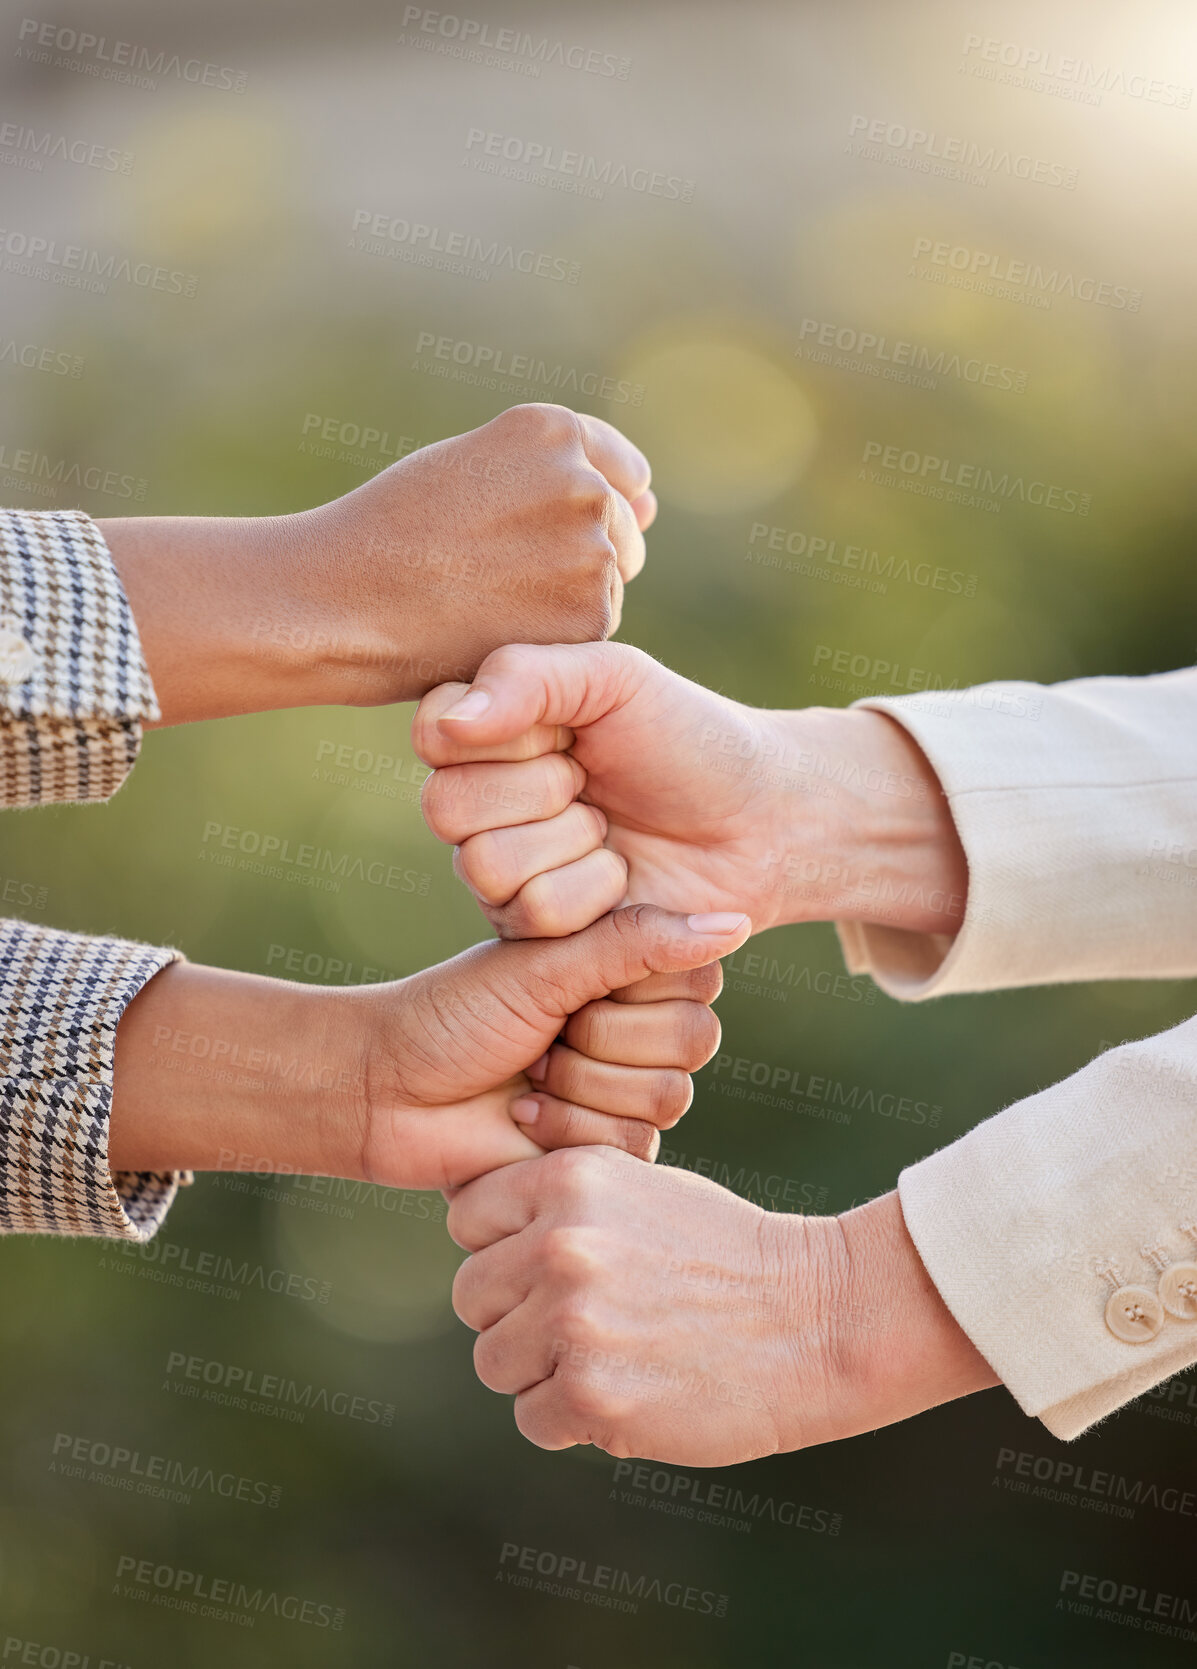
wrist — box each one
[98,509,404,724]
[834,1191,999,1426]
[758,705,968,934]
[110,962,372,1178]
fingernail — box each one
[527,1053,549,1081]
[686,912,749,934]
[511,1095,540,1125]
[441,688,491,723]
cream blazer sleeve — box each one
[835,671,1197,1439]
[0,509,186,1241]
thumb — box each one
[526,904,752,1014]
[417,642,647,762]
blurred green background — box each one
[1,0,1195,1663]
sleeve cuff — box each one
[835,671,1197,1000]
[0,509,159,805]
[897,1015,1197,1439]
[0,918,188,1241]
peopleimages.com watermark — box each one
[462,128,693,203]
[161,1349,396,1429]
[311,737,430,805]
[722,946,877,1008]
[100,1237,332,1306]
[743,519,978,600]
[14,18,248,93]
[349,209,579,284]
[709,1051,943,1130]
[551,1338,773,1418]
[908,236,1142,313]
[958,33,1192,110]
[0,443,146,503]
[48,1430,281,1511]
[1057,1568,1197,1645]
[113,1555,344,1631]
[397,8,630,79]
[409,330,644,405]
[846,113,1077,190]
[0,871,49,910]
[0,122,132,175]
[297,412,419,475]
[264,942,404,985]
[609,1459,842,1538]
[0,227,197,298]
[860,439,1091,517]
[0,336,83,377]
[795,316,1026,394]
[659,1146,828,1214]
[198,820,432,896]
[1135,836,1197,893]
[695,717,930,800]
[496,1541,728,1618]
[1132,1369,1197,1429]
[1,1636,131,1668]
[806,644,1045,724]
[148,1022,366,1100]
[995,1445,1197,1524]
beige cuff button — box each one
[0,620,34,686]
[1159,1262,1197,1321]
[1105,1285,1164,1344]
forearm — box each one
[98,511,398,725]
[761,706,969,936]
[109,960,371,1175]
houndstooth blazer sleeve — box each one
[0,509,186,1240]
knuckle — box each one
[412,685,472,765]
[562,1000,607,1058]
[513,1398,568,1451]
[681,1005,721,1070]
[451,1258,480,1322]
[516,873,571,937]
[540,1143,607,1201]
[648,1069,693,1126]
[620,1120,659,1162]
[472,1330,510,1393]
[547,1291,601,1350]
[578,801,607,842]
[557,1373,613,1425]
[687,961,724,1005]
[484,641,539,682]
[529,753,574,820]
[458,834,510,906]
[539,1223,598,1281]
[418,771,452,837]
[495,401,569,440]
[422,773,472,843]
[575,596,613,645]
[611,901,657,958]
[563,469,613,519]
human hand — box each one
[100,405,657,726]
[111,906,748,1192]
[414,642,966,940]
[448,1151,998,1465]
[347,904,747,1188]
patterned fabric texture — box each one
[0,919,185,1239]
[0,509,185,1240]
[0,508,159,805]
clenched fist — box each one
[448,1149,997,1465]
[413,641,966,941]
[111,905,749,1192]
[101,405,657,726]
